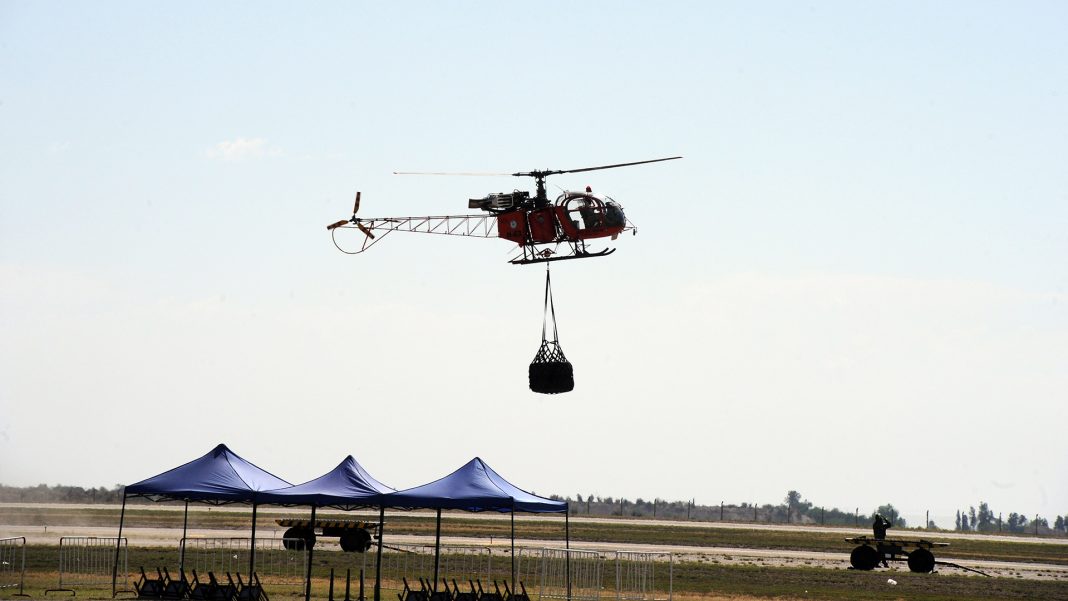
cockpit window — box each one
[604,201,625,227]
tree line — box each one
[955,501,1067,535]
[0,483,127,503]
[549,490,908,527]
[547,490,1068,535]
[3,483,1065,535]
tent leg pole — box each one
[180,501,189,573]
[510,503,515,589]
[433,509,442,593]
[565,508,571,601]
[305,505,317,601]
[249,502,258,578]
[112,491,127,598]
[374,505,384,601]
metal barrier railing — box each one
[179,538,308,584]
[161,539,670,601]
[538,548,603,601]
[0,537,29,597]
[377,544,494,596]
[511,546,540,594]
[614,552,671,601]
[45,536,128,594]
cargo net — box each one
[529,266,574,394]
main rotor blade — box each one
[352,191,361,215]
[513,156,683,177]
[393,171,510,176]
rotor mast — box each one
[527,171,552,208]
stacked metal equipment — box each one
[529,266,574,394]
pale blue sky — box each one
[2,2,1066,526]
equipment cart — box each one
[277,518,378,552]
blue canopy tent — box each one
[386,457,568,512]
[259,455,394,509]
[113,444,292,595]
[259,456,395,601]
[382,457,569,600]
[113,451,569,601]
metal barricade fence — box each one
[180,538,307,585]
[171,540,668,601]
[614,552,671,601]
[46,536,128,594]
[377,544,492,596]
[538,548,603,601]
[511,547,540,594]
[0,537,28,597]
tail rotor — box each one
[327,191,375,239]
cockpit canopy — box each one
[555,191,626,232]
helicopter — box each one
[327,156,681,264]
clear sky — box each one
[1,2,1065,528]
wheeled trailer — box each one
[277,518,378,552]
[845,536,989,575]
[846,536,946,572]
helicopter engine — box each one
[469,191,531,211]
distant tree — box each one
[1055,515,1065,533]
[977,502,994,532]
[1007,512,1028,533]
[955,510,962,531]
[969,506,977,529]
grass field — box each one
[5,505,1066,566]
[7,547,1068,601]
[2,504,1067,601]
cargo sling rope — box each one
[529,265,574,393]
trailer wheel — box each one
[850,545,879,570]
[907,548,935,573]
[282,527,315,551]
[339,528,372,553]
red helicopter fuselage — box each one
[496,191,627,246]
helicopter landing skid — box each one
[509,247,616,265]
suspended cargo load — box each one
[529,267,574,394]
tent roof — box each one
[258,455,394,509]
[125,444,292,504]
[385,457,567,513]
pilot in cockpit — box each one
[578,186,602,229]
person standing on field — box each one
[873,514,892,540]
